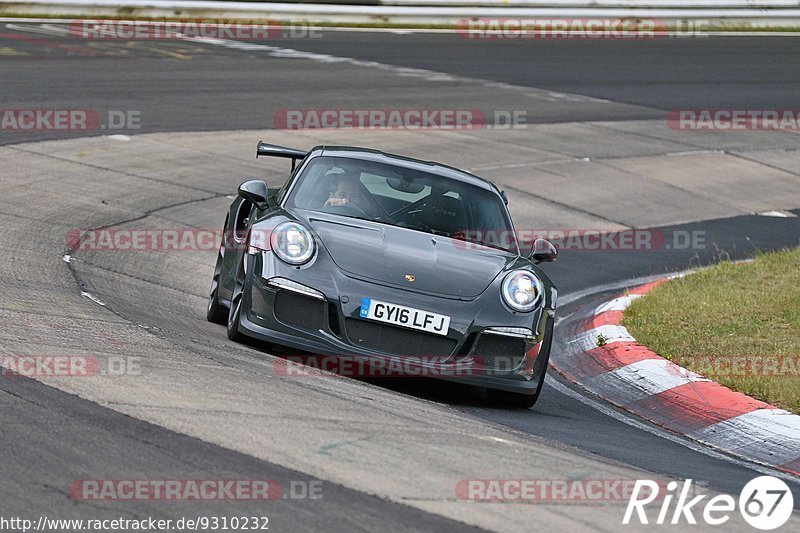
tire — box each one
[226,256,247,342]
[206,243,228,324]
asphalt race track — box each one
[4,25,800,143]
[1,22,800,531]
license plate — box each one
[359,298,450,336]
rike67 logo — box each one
[624,476,794,530]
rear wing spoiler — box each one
[256,141,307,171]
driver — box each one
[324,173,369,212]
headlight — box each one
[501,270,543,312]
[270,222,315,265]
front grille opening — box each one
[274,291,325,330]
[345,318,457,357]
[473,334,526,371]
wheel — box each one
[226,256,247,342]
[206,242,228,324]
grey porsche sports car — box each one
[207,141,558,408]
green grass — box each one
[623,248,800,413]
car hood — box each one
[305,213,516,299]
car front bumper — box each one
[237,251,555,394]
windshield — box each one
[284,155,517,253]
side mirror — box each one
[238,180,270,209]
[530,238,558,264]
